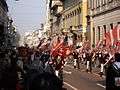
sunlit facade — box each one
[87,0,120,47]
[50,0,87,46]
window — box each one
[103,25,106,34]
[110,23,113,29]
[93,27,95,45]
[103,25,106,44]
[98,26,100,40]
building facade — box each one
[0,0,8,47]
[24,24,46,48]
[50,0,87,46]
[47,0,120,48]
[44,0,52,37]
[87,0,120,47]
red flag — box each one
[112,25,118,43]
[39,42,50,51]
[52,36,65,53]
[77,46,83,54]
[50,35,65,58]
[112,24,120,46]
[82,40,89,49]
[104,24,120,47]
[50,36,59,55]
[96,39,104,48]
[104,31,112,47]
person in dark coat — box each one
[30,73,63,90]
[106,53,120,90]
[1,50,25,90]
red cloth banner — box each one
[104,31,112,47]
[96,39,104,48]
[104,24,120,47]
[50,35,65,58]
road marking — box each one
[64,82,79,90]
[93,73,106,78]
[63,70,72,74]
[96,83,106,88]
[81,69,86,72]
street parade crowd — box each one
[0,35,120,90]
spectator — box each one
[106,53,120,90]
[30,72,63,90]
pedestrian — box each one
[86,50,93,73]
[73,50,79,69]
[82,50,86,64]
[54,54,64,81]
[100,50,109,76]
[106,53,120,90]
[1,49,25,90]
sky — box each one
[6,0,46,39]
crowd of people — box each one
[0,43,120,90]
[68,46,119,76]
[0,47,66,90]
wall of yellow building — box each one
[82,0,87,41]
[50,0,88,43]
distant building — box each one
[24,32,33,48]
[24,25,47,48]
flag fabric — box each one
[114,41,120,53]
[61,45,74,56]
[50,36,59,56]
[53,36,65,52]
[96,39,104,48]
[77,46,83,54]
[104,24,120,47]
[50,35,65,58]
[112,25,118,43]
[76,40,89,54]
[104,31,112,47]
[112,24,120,43]
[39,42,50,51]
[82,40,89,49]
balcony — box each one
[51,1,63,17]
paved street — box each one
[63,63,106,90]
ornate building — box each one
[87,0,120,47]
[48,0,120,48]
[50,0,87,46]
